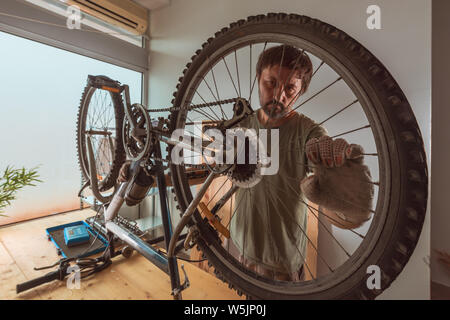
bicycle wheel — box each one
[168,13,428,299]
[76,75,126,192]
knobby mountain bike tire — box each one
[76,76,126,192]
[168,13,428,299]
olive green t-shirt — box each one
[229,111,326,274]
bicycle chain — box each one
[114,215,144,236]
[143,97,242,170]
[145,98,239,113]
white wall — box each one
[431,0,450,289]
[148,0,431,299]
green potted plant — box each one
[0,166,42,217]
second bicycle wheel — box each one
[77,75,126,192]
[168,13,428,299]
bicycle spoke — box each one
[272,45,286,104]
[243,188,249,270]
[184,112,216,142]
[234,50,242,98]
[222,57,240,97]
[249,42,268,102]
[283,58,325,113]
[194,90,221,121]
[312,61,325,78]
[306,205,352,258]
[263,178,334,275]
[289,77,342,114]
[263,173,367,240]
[279,48,305,101]
[324,189,376,214]
[317,99,359,127]
[99,90,109,128]
[269,47,306,120]
[105,109,114,133]
[186,115,213,141]
[93,91,102,129]
[100,91,109,129]
[222,135,250,227]
[238,186,297,281]
[93,136,106,176]
[219,187,248,268]
[183,124,213,142]
[201,74,227,120]
[207,58,227,120]
[263,194,279,280]
[298,193,367,240]
[225,186,247,229]
[99,152,111,175]
[305,202,366,239]
[206,177,230,207]
[331,124,371,139]
[191,106,218,123]
[90,91,100,129]
[249,44,252,100]
[295,178,367,243]
[279,143,378,159]
[230,193,233,237]
[285,160,380,187]
[212,183,238,216]
[282,167,379,213]
[177,129,205,148]
[93,91,110,130]
[91,90,100,128]
[99,137,112,164]
[96,90,109,129]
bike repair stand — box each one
[97,140,188,299]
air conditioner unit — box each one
[66,0,148,35]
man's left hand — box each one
[305,135,364,168]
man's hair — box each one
[256,45,313,96]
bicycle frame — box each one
[84,80,220,299]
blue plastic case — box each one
[46,220,107,258]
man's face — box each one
[258,65,303,119]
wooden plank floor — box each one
[0,209,244,300]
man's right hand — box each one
[301,135,374,229]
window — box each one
[0,31,142,225]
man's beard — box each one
[262,100,289,119]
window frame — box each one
[0,0,149,74]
